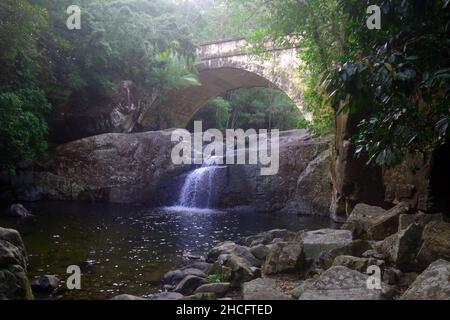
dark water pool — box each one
[0,201,334,300]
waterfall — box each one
[176,165,225,209]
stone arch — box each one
[139,38,303,130]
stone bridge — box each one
[139,38,303,130]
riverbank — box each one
[113,202,450,300]
[0,201,333,300]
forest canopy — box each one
[0,0,449,172]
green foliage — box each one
[0,91,50,173]
[322,0,450,166]
[0,0,202,171]
[189,88,302,131]
[228,0,450,166]
[207,273,223,283]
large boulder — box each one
[298,266,394,300]
[342,202,408,240]
[173,275,208,296]
[263,242,306,275]
[401,259,450,300]
[0,227,33,300]
[300,229,353,260]
[218,131,333,215]
[242,278,291,300]
[10,130,193,204]
[416,221,450,268]
[318,240,373,270]
[31,275,60,293]
[5,204,31,219]
[207,242,260,267]
[379,223,423,272]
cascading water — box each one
[176,164,226,209]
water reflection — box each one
[0,201,333,300]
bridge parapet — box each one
[140,38,305,130]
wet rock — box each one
[263,242,306,275]
[416,221,450,269]
[0,227,32,300]
[298,266,395,300]
[11,130,193,205]
[194,283,230,297]
[342,203,408,240]
[398,212,443,231]
[31,275,60,293]
[6,204,31,219]
[242,278,291,300]
[174,275,208,296]
[401,259,450,300]
[111,294,146,300]
[318,240,373,270]
[182,268,207,278]
[379,223,423,272]
[250,245,270,261]
[300,229,352,260]
[148,292,184,300]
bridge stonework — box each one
[139,38,303,130]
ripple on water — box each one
[0,201,334,299]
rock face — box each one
[8,130,334,217]
[218,130,333,216]
[318,240,373,270]
[298,266,394,300]
[300,229,353,260]
[0,227,33,300]
[10,130,192,205]
[242,278,291,300]
[330,112,433,221]
[401,259,450,300]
